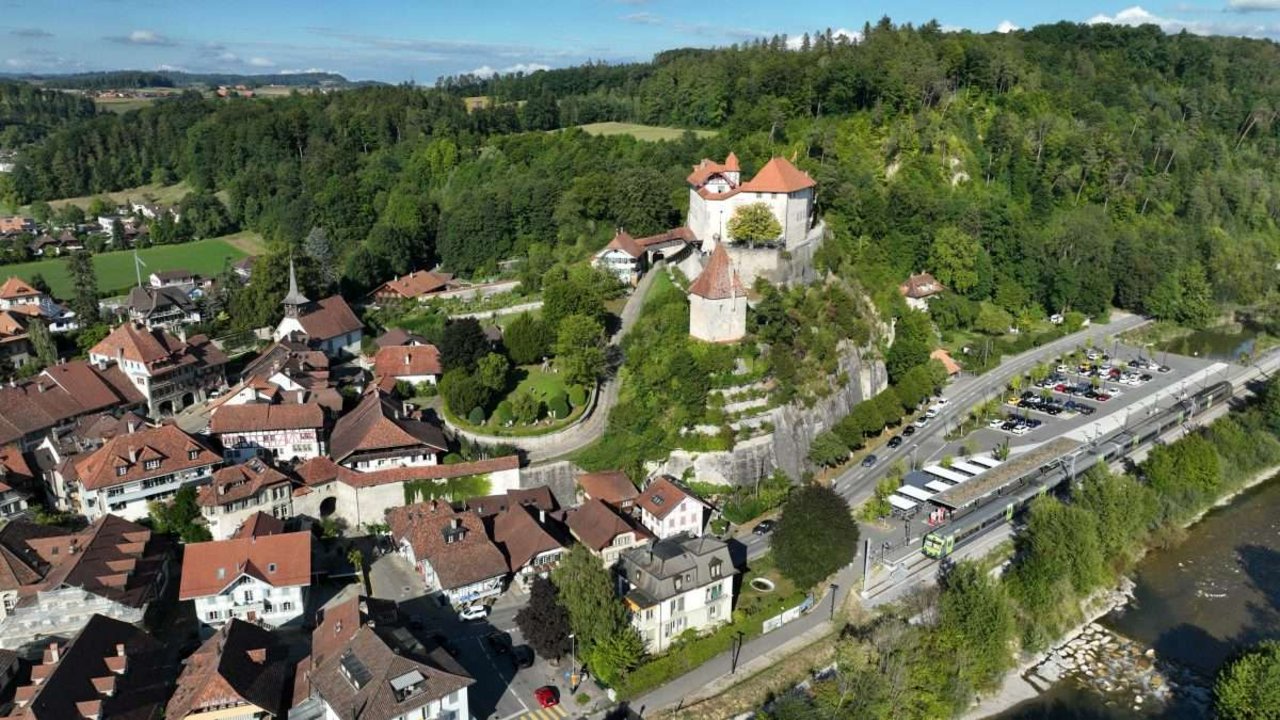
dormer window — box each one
[143,459,160,471]
[710,559,722,578]
[673,576,682,591]
[188,450,199,461]
[268,563,277,574]
[115,467,127,477]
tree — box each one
[589,628,645,685]
[515,576,573,660]
[510,390,542,424]
[809,431,849,467]
[303,226,340,292]
[551,544,631,652]
[28,274,51,296]
[772,485,859,589]
[555,314,606,387]
[726,202,782,245]
[927,227,983,296]
[476,352,510,393]
[440,318,490,371]
[1215,640,1280,720]
[505,312,550,365]
[66,251,99,326]
[1260,379,1280,435]
[885,310,932,383]
[975,302,1014,336]
[440,368,493,419]
[936,561,1016,692]
[148,485,211,543]
[27,318,57,369]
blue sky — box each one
[3,1,1280,82]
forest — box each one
[0,82,97,148]
[1,20,1278,334]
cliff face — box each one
[654,342,888,486]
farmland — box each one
[1,234,262,297]
[572,121,717,142]
[24,182,193,213]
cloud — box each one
[247,57,275,67]
[1087,4,1280,36]
[106,29,177,46]
[1226,0,1280,11]
[156,63,186,72]
[623,12,663,25]
[4,58,30,68]
[996,20,1021,33]
[466,62,552,78]
[9,28,52,39]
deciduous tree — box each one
[727,202,782,245]
[515,576,573,660]
[1214,640,1280,720]
[772,484,858,589]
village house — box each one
[636,476,708,540]
[0,276,78,333]
[132,201,179,222]
[122,284,201,330]
[0,217,35,236]
[88,321,228,417]
[0,447,35,520]
[291,593,474,720]
[370,269,456,303]
[0,360,144,450]
[685,154,816,251]
[149,268,196,291]
[617,534,736,654]
[165,619,294,720]
[592,230,646,285]
[372,343,443,390]
[577,469,640,516]
[687,244,747,344]
[564,498,651,568]
[329,391,447,471]
[273,261,363,358]
[1,615,175,720]
[465,487,564,591]
[0,277,41,314]
[291,455,521,532]
[387,501,508,607]
[0,312,32,371]
[197,458,296,541]
[0,515,172,650]
[179,530,311,629]
[210,402,326,463]
[899,272,945,311]
[374,329,430,349]
[29,411,148,512]
[69,423,221,522]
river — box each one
[995,474,1280,719]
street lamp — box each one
[569,633,577,692]
[828,583,838,621]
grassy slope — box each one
[2,236,257,296]
[575,121,717,141]
[24,182,193,212]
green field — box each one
[573,122,716,142]
[1,236,258,297]
[24,182,193,213]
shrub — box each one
[467,406,485,426]
[568,384,588,406]
[493,400,513,426]
[547,391,570,419]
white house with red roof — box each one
[179,531,311,628]
[635,476,708,540]
[686,154,817,251]
[88,321,228,417]
[273,261,363,358]
[70,423,222,521]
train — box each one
[921,380,1234,559]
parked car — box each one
[989,418,1005,429]
[512,645,535,669]
[535,686,559,709]
[913,417,929,428]
[887,436,903,449]
[459,605,489,621]
[752,520,776,536]
[903,425,917,436]
[862,455,878,468]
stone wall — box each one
[652,341,888,487]
[518,460,582,508]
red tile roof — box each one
[197,458,292,508]
[372,345,442,380]
[635,226,696,248]
[387,502,508,590]
[688,244,745,301]
[296,295,363,341]
[635,476,703,520]
[577,470,638,507]
[329,392,446,465]
[492,505,562,572]
[565,498,648,551]
[29,514,168,608]
[372,270,454,300]
[602,230,644,259]
[209,403,325,434]
[294,455,519,491]
[686,153,740,186]
[739,156,816,193]
[165,619,293,720]
[179,531,312,599]
[899,272,944,299]
[0,277,39,300]
[73,424,219,491]
[231,512,285,540]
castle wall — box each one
[689,294,747,343]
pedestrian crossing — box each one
[514,704,568,720]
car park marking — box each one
[514,705,568,720]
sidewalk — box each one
[632,563,858,715]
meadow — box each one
[572,121,716,142]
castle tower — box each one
[687,244,747,343]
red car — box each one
[535,686,559,709]
[1096,393,1111,402]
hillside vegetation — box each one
[0,21,1276,334]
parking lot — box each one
[369,554,599,720]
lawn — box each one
[2,236,255,297]
[24,182,193,213]
[442,365,589,437]
[573,122,717,142]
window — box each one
[144,459,160,471]
[115,466,127,477]
[280,602,294,612]
[243,590,255,602]
[206,610,220,621]
[188,450,199,461]
[673,576,682,591]
[107,487,125,497]
[710,559,722,578]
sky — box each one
[2,0,1280,82]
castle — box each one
[685,153,816,251]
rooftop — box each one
[179,531,312,599]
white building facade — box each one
[685,155,816,251]
[619,535,735,654]
[192,573,307,628]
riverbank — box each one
[964,463,1280,719]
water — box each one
[1156,326,1258,362]
[996,475,1280,719]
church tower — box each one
[281,258,310,320]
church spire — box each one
[281,257,310,319]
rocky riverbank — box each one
[1025,621,1213,716]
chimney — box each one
[539,509,546,525]
[115,643,125,657]
[246,648,267,664]
[47,642,59,664]
[128,448,137,463]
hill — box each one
[0,70,353,90]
